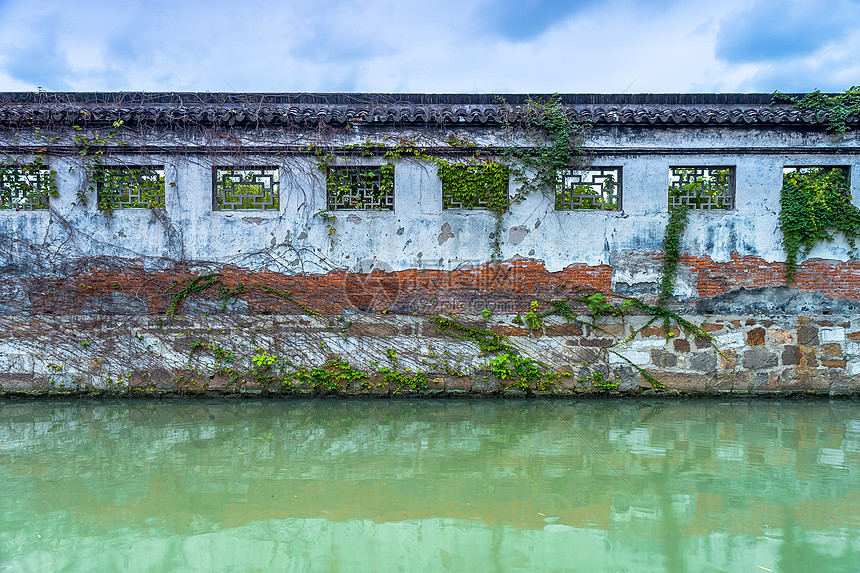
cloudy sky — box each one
[0,0,856,94]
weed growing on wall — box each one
[775,86,860,134]
[780,167,860,283]
[503,94,588,197]
[659,206,689,303]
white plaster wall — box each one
[1,123,858,279]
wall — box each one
[1,93,859,396]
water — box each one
[0,399,858,573]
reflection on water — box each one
[1,399,858,572]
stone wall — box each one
[2,310,857,396]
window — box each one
[214,167,279,210]
[0,163,53,211]
[439,162,508,210]
[784,166,851,189]
[97,166,165,210]
[668,167,734,210]
[555,167,621,211]
[326,165,394,211]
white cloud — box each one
[0,0,854,93]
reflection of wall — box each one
[1,400,858,572]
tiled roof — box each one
[0,92,851,128]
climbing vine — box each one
[775,86,860,134]
[780,167,860,283]
[437,160,510,258]
[503,94,587,197]
[659,206,689,303]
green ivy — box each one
[775,86,860,134]
[437,160,510,258]
[506,94,586,197]
[780,167,860,283]
[165,274,245,316]
[659,206,689,303]
[429,316,513,354]
[437,161,509,213]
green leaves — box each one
[776,86,860,134]
[780,168,859,282]
[658,206,689,303]
[437,160,509,215]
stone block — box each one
[711,372,745,392]
[673,339,690,352]
[847,331,860,340]
[615,366,640,391]
[547,324,583,336]
[714,331,745,347]
[796,326,819,346]
[720,349,738,369]
[690,351,718,373]
[743,347,778,370]
[820,328,846,343]
[596,323,626,337]
[578,338,614,348]
[747,327,766,346]
[768,329,792,344]
[798,347,819,368]
[821,359,847,368]
[609,350,650,366]
[360,323,399,337]
[492,325,530,336]
[651,349,678,368]
[820,343,843,358]
[778,369,814,391]
[640,325,678,338]
[445,376,472,392]
[645,370,711,391]
[782,345,797,365]
[829,371,857,393]
[567,347,600,363]
[701,322,724,332]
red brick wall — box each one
[19,252,860,316]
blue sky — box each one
[0,0,856,93]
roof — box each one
[0,92,850,128]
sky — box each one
[0,0,857,94]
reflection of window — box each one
[668,167,734,210]
[784,166,851,193]
[97,166,165,210]
[0,164,52,211]
[326,165,394,211]
[555,167,621,211]
[440,162,508,210]
[214,167,279,210]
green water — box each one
[0,399,858,573]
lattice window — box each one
[97,166,165,210]
[214,167,279,210]
[440,162,509,210]
[326,165,394,211]
[555,167,621,211]
[668,167,734,210]
[0,164,53,211]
